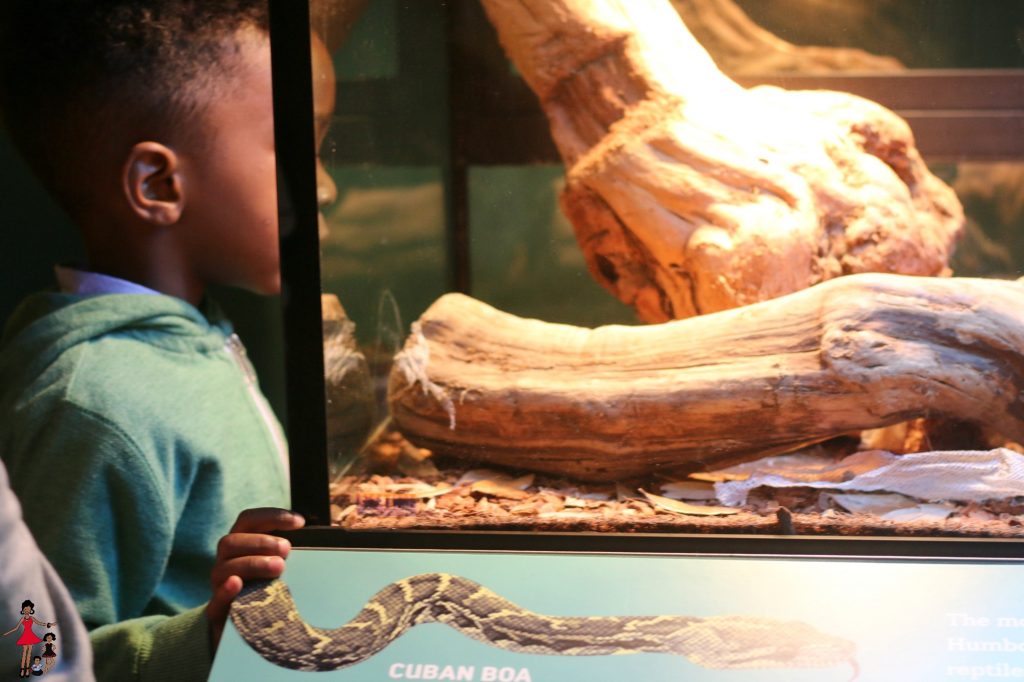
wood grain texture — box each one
[479,0,963,322]
[389,274,1024,481]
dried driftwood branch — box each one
[389,274,1024,482]
[478,0,963,322]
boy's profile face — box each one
[312,31,338,239]
[177,28,338,295]
[180,27,281,295]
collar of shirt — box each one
[54,265,162,297]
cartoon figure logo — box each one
[39,635,56,676]
[2,600,56,678]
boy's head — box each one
[0,1,281,300]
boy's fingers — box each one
[216,532,291,561]
[207,575,243,621]
[230,508,305,533]
[209,555,285,590]
[207,509,302,649]
[206,575,243,649]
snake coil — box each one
[231,573,858,678]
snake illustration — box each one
[231,573,858,678]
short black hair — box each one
[43,633,56,642]
[19,599,34,614]
[0,0,269,210]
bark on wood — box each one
[478,0,963,322]
[671,0,903,75]
[389,274,1024,482]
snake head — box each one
[688,615,858,677]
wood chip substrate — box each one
[328,432,1024,538]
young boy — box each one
[0,1,311,679]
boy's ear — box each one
[123,142,185,225]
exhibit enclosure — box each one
[214,0,1024,677]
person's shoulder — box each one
[2,290,225,373]
[1,292,238,455]
[6,304,226,405]
[59,323,239,436]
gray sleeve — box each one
[0,460,95,681]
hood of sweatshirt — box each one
[0,292,233,395]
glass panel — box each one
[469,165,635,326]
[293,0,1024,540]
[310,1,450,477]
[711,0,1024,74]
[942,162,1024,278]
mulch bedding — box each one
[328,431,1024,538]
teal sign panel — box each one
[210,548,1024,681]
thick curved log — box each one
[478,0,963,322]
[389,274,1024,482]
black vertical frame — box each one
[269,0,331,525]
[444,2,471,294]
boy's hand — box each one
[206,507,305,649]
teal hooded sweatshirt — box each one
[0,292,289,682]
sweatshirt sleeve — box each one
[6,401,204,680]
[89,605,212,682]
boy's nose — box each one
[316,158,338,208]
[316,160,337,240]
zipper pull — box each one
[225,333,258,385]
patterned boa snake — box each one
[231,572,858,677]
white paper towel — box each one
[714,448,1024,507]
